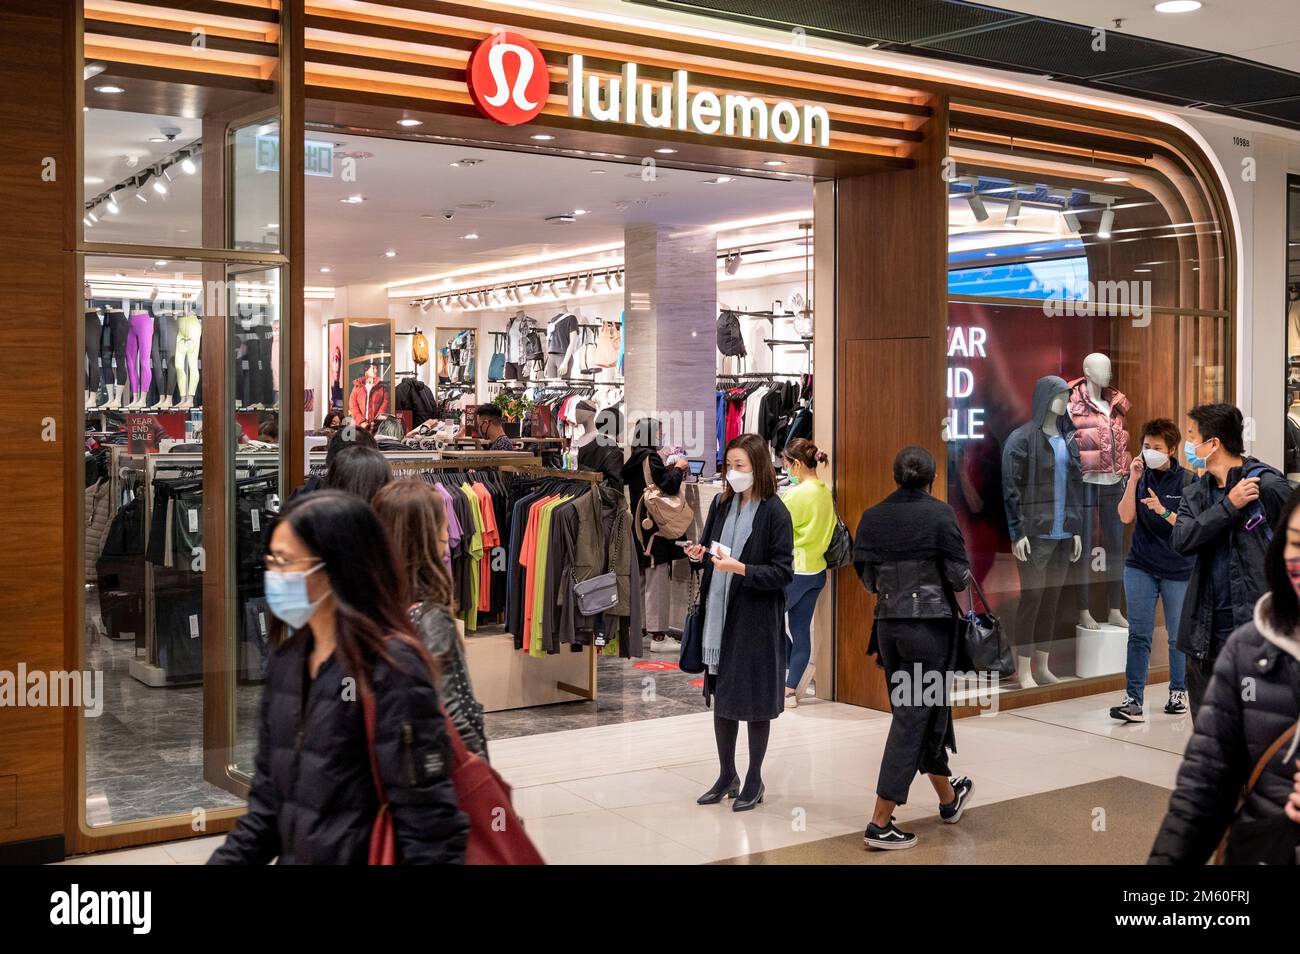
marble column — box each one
[622,223,718,471]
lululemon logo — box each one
[467,31,549,126]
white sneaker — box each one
[784,692,798,709]
[650,635,680,654]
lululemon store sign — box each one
[465,32,831,147]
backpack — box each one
[635,456,694,553]
[716,310,746,357]
[523,330,544,365]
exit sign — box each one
[256,135,334,177]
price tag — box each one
[189,614,200,639]
[250,508,260,532]
[187,508,198,533]
[257,612,267,637]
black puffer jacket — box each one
[209,634,469,865]
[1149,594,1300,864]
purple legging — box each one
[125,311,153,397]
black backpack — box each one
[716,310,746,357]
[523,330,544,364]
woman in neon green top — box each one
[779,439,836,706]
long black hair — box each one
[273,490,434,691]
[1263,487,1300,634]
[324,444,392,503]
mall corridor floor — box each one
[58,693,1191,865]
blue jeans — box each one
[784,571,826,689]
[1122,564,1188,705]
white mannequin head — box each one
[1082,352,1112,388]
[1048,392,1068,416]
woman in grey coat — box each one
[685,433,794,811]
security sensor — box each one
[441,210,456,221]
[159,126,182,142]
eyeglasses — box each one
[263,555,322,572]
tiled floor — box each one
[57,690,1191,865]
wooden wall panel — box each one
[834,99,949,711]
[0,0,72,856]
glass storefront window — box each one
[1285,176,1300,482]
[945,111,1229,700]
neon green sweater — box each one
[780,478,836,574]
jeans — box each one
[784,570,826,689]
[1121,565,1187,705]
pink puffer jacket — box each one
[1067,377,1132,477]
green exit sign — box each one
[255,134,334,177]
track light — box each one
[568,275,580,295]
[1004,195,1021,227]
[420,299,432,313]
[966,191,988,223]
[549,281,561,298]
[83,217,94,228]
[615,271,624,288]
[152,178,168,195]
[604,272,615,291]
[180,157,197,175]
[1062,209,1081,232]
[1097,207,1115,240]
[150,286,159,301]
[725,252,742,275]
[163,167,174,183]
[106,195,120,214]
[585,273,595,293]
[530,282,542,298]
[87,211,98,224]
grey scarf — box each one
[702,495,758,673]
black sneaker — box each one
[1164,690,1188,715]
[940,776,974,824]
[863,817,917,850]
[1109,696,1145,723]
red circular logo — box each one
[466,31,550,126]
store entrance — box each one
[303,130,821,740]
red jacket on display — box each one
[1067,376,1132,477]
[349,377,389,424]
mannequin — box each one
[123,311,155,409]
[85,310,103,408]
[174,313,202,410]
[574,399,624,489]
[1002,375,1083,689]
[104,309,130,409]
[151,313,177,410]
[503,310,534,381]
[543,311,580,379]
[1068,353,1131,629]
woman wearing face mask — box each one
[684,433,794,811]
[209,490,469,865]
[1149,487,1300,864]
[779,438,836,706]
[372,479,488,760]
[1111,419,1196,723]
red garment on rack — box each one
[473,482,499,613]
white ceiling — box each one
[304,134,812,287]
[989,0,1300,71]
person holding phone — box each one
[1171,404,1290,715]
[684,433,794,811]
[1110,419,1196,723]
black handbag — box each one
[956,574,1014,678]
[822,488,853,569]
[1216,725,1299,865]
[677,568,705,674]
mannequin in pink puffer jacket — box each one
[1068,365,1132,477]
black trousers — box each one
[1186,630,1231,717]
[107,309,130,386]
[876,618,954,805]
[1080,480,1125,611]
[1014,535,1072,653]
[85,312,102,390]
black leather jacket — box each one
[853,488,971,619]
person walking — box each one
[853,446,975,850]
[373,478,489,760]
[779,438,836,706]
[623,417,690,653]
[684,433,794,811]
[209,490,468,864]
[1172,403,1290,714]
[324,444,392,505]
[1110,418,1195,722]
[1149,488,1300,865]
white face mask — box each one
[726,469,754,494]
[1142,448,1170,469]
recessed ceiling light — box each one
[1134,267,1153,272]
[572,209,589,216]
[1154,0,1201,12]
[530,134,556,141]
[763,160,787,167]
[149,136,167,143]
[84,176,103,185]
[704,176,733,185]
[342,194,364,203]
[1103,176,1129,183]
[94,85,124,94]
[154,260,168,266]
[397,118,422,127]
[461,233,479,240]
[655,148,677,154]
[384,249,397,257]
[589,169,606,175]
[320,266,331,273]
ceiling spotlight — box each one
[589,169,606,175]
[568,275,580,295]
[615,271,624,288]
[135,189,148,204]
[342,194,364,204]
[149,136,167,143]
[703,176,733,185]
[530,282,542,297]
[397,118,423,127]
[150,286,159,301]
[152,179,168,195]
[1062,209,1081,231]
[154,260,168,266]
[106,196,120,214]
[461,233,479,240]
[437,298,448,312]
[180,157,197,175]
[1103,176,1128,183]
[655,148,677,155]
[87,211,98,224]
[1004,195,1021,226]
[763,160,787,167]
[966,191,988,222]
[319,266,330,273]
[572,209,589,216]
[603,273,615,291]
[1097,207,1115,240]
[163,168,174,183]
[530,134,556,141]
[724,252,742,275]
[384,249,397,257]
[549,281,561,298]
[94,85,125,94]
[420,299,432,312]
[83,217,94,228]
[1154,0,1201,12]
[585,273,595,292]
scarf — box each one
[702,495,757,673]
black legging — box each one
[714,715,771,800]
[85,311,102,390]
[106,309,130,386]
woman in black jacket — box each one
[853,447,974,851]
[685,433,794,811]
[209,491,468,865]
[373,478,489,760]
[1149,487,1300,864]
[622,417,690,653]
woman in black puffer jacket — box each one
[210,491,468,865]
[1149,488,1300,865]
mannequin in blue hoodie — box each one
[1001,376,1084,688]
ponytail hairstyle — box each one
[783,438,828,471]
